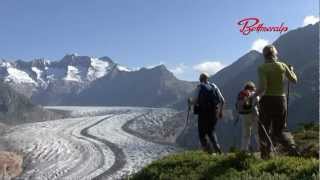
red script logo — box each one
[237,17,288,35]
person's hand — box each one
[187,98,192,109]
[288,64,294,71]
[251,95,259,105]
[252,91,258,99]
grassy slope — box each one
[293,122,319,158]
[131,151,319,180]
[132,123,319,180]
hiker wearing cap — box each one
[188,73,224,154]
[235,81,259,151]
[253,45,299,159]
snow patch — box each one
[31,67,48,87]
[64,66,81,82]
[0,61,11,68]
[87,58,111,81]
[117,65,131,72]
[31,67,43,80]
[5,67,36,84]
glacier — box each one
[3,106,181,180]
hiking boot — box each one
[212,143,222,154]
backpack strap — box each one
[209,83,222,104]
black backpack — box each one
[194,83,221,114]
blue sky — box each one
[0,0,318,80]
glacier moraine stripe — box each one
[80,113,130,179]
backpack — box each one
[236,90,253,114]
[194,83,221,114]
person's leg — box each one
[198,121,208,149]
[240,114,252,151]
[207,111,222,154]
[198,113,211,153]
[258,96,272,159]
[208,131,221,154]
[251,112,260,151]
[272,97,299,156]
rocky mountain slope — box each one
[66,65,194,108]
[0,82,66,125]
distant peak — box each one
[99,56,114,63]
[150,65,174,76]
[61,54,92,66]
[155,64,166,68]
[247,50,261,55]
[32,58,50,68]
[240,50,262,60]
[65,53,78,57]
[147,64,168,71]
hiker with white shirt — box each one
[235,81,260,151]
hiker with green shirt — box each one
[253,45,299,159]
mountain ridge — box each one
[0,55,195,107]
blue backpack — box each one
[194,83,221,114]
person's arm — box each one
[284,64,298,84]
[215,86,225,119]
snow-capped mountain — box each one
[0,54,131,105]
[0,54,124,88]
[0,54,194,107]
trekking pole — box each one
[286,80,290,128]
[233,114,240,126]
[286,64,294,128]
[181,106,190,135]
[257,119,278,154]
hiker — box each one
[188,73,224,154]
[235,81,259,152]
[253,45,299,159]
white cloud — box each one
[169,63,186,76]
[303,15,319,26]
[193,61,225,75]
[251,38,269,52]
